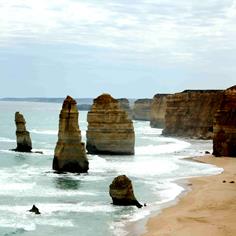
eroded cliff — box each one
[213,86,236,157]
[162,90,223,139]
[132,99,152,121]
[150,94,169,128]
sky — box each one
[0,0,236,98]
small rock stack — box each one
[53,96,89,173]
[109,175,142,208]
[86,93,135,155]
[14,112,32,152]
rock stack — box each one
[132,99,152,121]
[86,93,135,155]
[53,96,89,173]
[109,175,142,208]
[162,90,223,139]
[150,94,169,128]
[213,86,236,157]
[117,98,133,119]
[14,112,32,152]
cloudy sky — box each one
[1,0,236,98]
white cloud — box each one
[0,0,236,66]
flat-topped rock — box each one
[14,112,32,152]
[213,86,236,157]
[162,90,223,139]
[53,96,89,173]
[132,99,152,121]
[86,93,135,155]
[150,94,169,128]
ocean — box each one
[0,101,222,236]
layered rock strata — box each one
[53,96,89,173]
[117,98,133,119]
[14,112,32,152]
[86,94,135,155]
[213,86,236,157]
[132,99,152,121]
[150,94,169,128]
[109,175,142,208]
[162,90,223,139]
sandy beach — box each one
[142,155,236,236]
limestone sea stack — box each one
[162,90,223,139]
[14,112,32,152]
[213,86,236,157]
[86,94,135,155]
[109,175,142,208]
[53,96,88,173]
[150,94,169,128]
[132,99,152,121]
[117,98,133,119]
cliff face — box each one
[132,99,152,121]
[162,90,223,139]
[150,94,169,128]
[14,112,32,152]
[213,86,236,157]
[86,94,135,155]
[53,96,89,173]
[117,98,133,119]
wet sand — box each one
[142,155,236,236]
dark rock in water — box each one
[229,181,235,184]
[109,175,142,208]
[14,112,32,152]
[53,96,89,173]
[29,205,40,214]
[222,180,226,183]
[34,151,43,154]
[205,151,210,154]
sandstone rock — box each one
[109,175,142,208]
[117,98,133,119]
[132,99,152,121]
[162,90,223,139]
[86,93,135,155]
[150,94,169,128]
[29,205,41,214]
[53,96,89,173]
[14,112,32,152]
[213,86,236,157]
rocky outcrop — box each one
[150,94,169,128]
[132,99,152,121]
[117,98,133,119]
[213,86,236,157]
[162,90,223,139]
[86,94,135,155]
[109,175,142,208]
[14,112,32,152]
[29,205,41,214]
[53,96,89,173]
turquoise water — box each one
[0,101,221,236]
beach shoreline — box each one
[134,155,236,236]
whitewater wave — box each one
[0,137,15,143]
[135,139,191,155]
